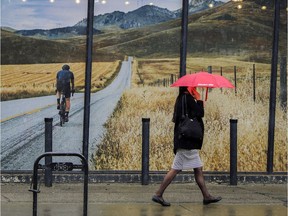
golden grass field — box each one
[1,57,286,172]
[1,61,121,101]
[92,57,287,172]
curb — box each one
[1,171,287,184]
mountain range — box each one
[14,0,223,38]
[15,26,101,39]
[1,0,287,64]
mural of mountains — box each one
[14,0,224,38]
[76,5,177,30]
[175,0,224,15]
[1,0,287,64]
[15,26,101,39]
[76,0,223,30]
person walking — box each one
[56,64,75,122]
[152,87,222,206]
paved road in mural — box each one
[1,57,132,170]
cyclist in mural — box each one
[56,64,75,122]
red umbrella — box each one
[171,71,234,100]
[171,71,234,88]
[212,74,235,88]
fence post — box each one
[44,118,53,187]
[280,56,287,112]
[230,119,238,186]
[253,64,256,102]
[220,67,223,92]
[141,118,150,185]
[207,66,213,92]
[234,66,237,94]
[207,66,212,74]
[170,74,174,85]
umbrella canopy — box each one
[212,74,235,88]
[171,71,234,88]
[171,71,234,101]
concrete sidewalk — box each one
[1,182,287,216]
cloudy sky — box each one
[1,0,228,30]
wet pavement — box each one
[1,183,287,216]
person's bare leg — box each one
[56,91,60,100]
[56,91,60,108]
[65,98,71,112]
[194,167,222,203]
[155,169,181,197]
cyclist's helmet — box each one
[62,64,70,70]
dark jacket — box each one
[172,92,204,154]
[56,69,74,92]
[56,70,74,85]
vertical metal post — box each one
[83,157,89,216]
[179,0,189,78]
[234,66,237,94]
[208,66,212,92]
[280,56,287,112]
[267,0,281,174]
[32,161,39,216]
[220,67,223,92]
[253,64,256,102]
[141,118,150,185]
[230,119,238,186]
[44,118,53,187]
[208,66,212,74]
[83,0,95,161]
[170,74,174,85]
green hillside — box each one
[96,0,287,63]
[1,0,286,64]
[1,30,86,64]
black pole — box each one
[83,161,89,216]
[32,161,39,216]
[44,118,53,187]
[82,0,95,161]
[230,119,238,186]
[179,0,189,78]
[141,118,150,185]
[267,0,281,174]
